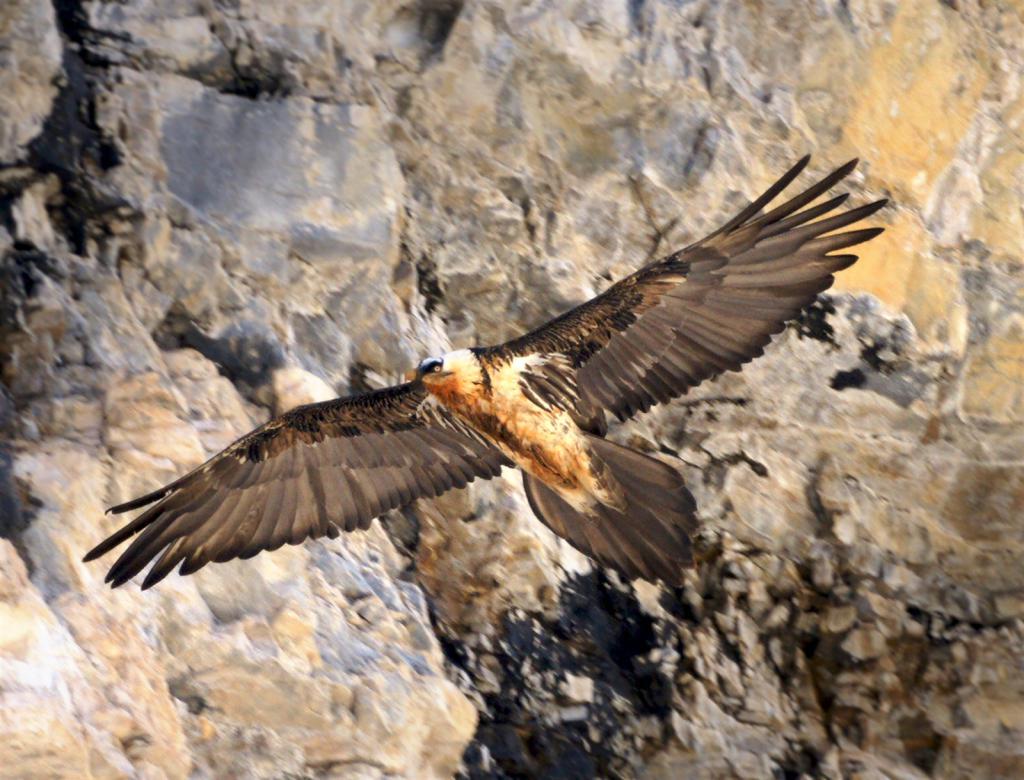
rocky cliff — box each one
[1,1,1022,777]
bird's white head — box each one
[407,355,444,382]
[406,349,482,396]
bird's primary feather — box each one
[85,383,508,588]
[488,156,886,421]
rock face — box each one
[1,1,1022,778]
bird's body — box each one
[425,350,614,512]
[84,156,888,590]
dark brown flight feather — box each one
[522,436,697,585]
[84,383,508,589]
[488,156,886,421]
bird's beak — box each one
[404,369,418,382]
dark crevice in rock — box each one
[377,1,464,76]
[0,249,62,334]
[904,603,1014,638]
[777,747,827,779]
[829,367,866,391]
[414,1,464,61]
[681,121,717,182]
[835,0,857,32]
[805,460,843,550]
[628,0,647,36]
[50,0,90,47]
[898,713,942,774]
[449,573,678,779]
[50,0,128,71]
[167,676,210,716]
[212,72,292,101]
[0,443,39,578]
[203,15,297,100]
[830,328,928,406]
[701,448,770,489]
[0,250,69,409]
[0,385,13,436]
[860,339,895,374]
[207,50,293,101]
[22,2,127,254]
[154,310,285,398]
[414,248,445,314]
[792,297,838,348]
[0,449,31,541]
[52,0,128,62]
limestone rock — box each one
[0,0,61,164]
[1,0,1022,778]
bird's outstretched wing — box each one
[488,156,887,421]
[85,383,508,588]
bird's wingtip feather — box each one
[862,199,889,218]
[107,499,141,515]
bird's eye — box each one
[432,363,442,372]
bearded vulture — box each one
[85,156,886,589]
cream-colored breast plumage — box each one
[425,352,601,508]
[489,357,580,440]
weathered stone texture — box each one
[1,0,1021,778]
[0,0,62,165]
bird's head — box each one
[406,355,448,383]
[405,350,482,395]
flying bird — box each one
[85,156,886,589]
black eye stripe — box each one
[417,357,444,375]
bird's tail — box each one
[522,437,696,585]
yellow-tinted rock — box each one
[942,464,1024,546]
[836,208,967,356]
[0,709,91,780]
[961,315,1024,422]
[972,96,1024,261]
[271,366,336,413]
[272,607,322,669]
[843,0,989,206]
[901,252,968,356]
[835,207,922,312]
[104,371,206,471]
[2,1,1022,778]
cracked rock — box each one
[2,1,1023,778]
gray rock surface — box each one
[1,0,1022,778]
[0,0,62,165]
